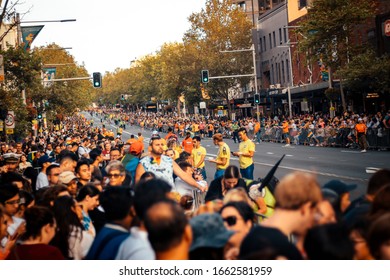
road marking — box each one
[89,114,367,182]
[366,167,381,174]
[205,152,367,182]
[266,152,274,155]
[285,154,293,157]
[341,150,360,154]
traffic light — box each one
[201,70,209,83]
[254,94,260,104]
[37,113,42,120]
[92,72,102,88]
[121,94,124,101]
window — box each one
[284,27,287,43]
[273,31,276,47]
[298,0,307,10]
[281,60,285,84]
[271,64,274,84]
[263,36,267,51]
[269,33,272,49]
[279,28,282,45]
[259,38,263,52]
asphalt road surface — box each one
[86,113,389,200]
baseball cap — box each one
[58,171,77,184]
[129,141,143,155]
[37,154,55,166]
[189,213,235,252]
[322,180,357,196]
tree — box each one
[339,49,390,94]
[183,0,253,115]
[33,44,94,117]
[0,46,43,139]
[297,0,376,111]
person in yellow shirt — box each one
[191,136,207,180]
[208,133,230,179]
[232,128,255,179]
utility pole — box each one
[217,44,260,121]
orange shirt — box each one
[282,122,289,133]
[355,123,366,134]
[126,138,137,145]
[182,137,194,154]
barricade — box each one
[367,127,390,150]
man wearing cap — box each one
[1,153,20,173]
[322,180,357,213]
[123,141,143,181]
[355,118,368,152]
[35,155,55,190]
[58,171,78,197]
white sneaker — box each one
[284,144,290,147]
[361,149,366,153]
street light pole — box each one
[219,45,259,121]
[252,44,260,122]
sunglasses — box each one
[223,216,238,226]
[107,173,123,178]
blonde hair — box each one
[275,172,322,210]
[223,187,252,205]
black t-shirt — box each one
[205,177,247,202]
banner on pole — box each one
[21,25,44,51]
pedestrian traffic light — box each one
[92,72,102,88]
[201,70,209,83]
[254,94,260,104]
[37,113,42,120]
[121,94,124,101]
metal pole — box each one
[288,44,293,118]
[252,44,260,122]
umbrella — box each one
[259,154,285,194]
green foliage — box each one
[184,0,253,104]
[98,0,253,112]
[339,49,390,93]
[297,0,375,72]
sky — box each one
[17,0,206,74]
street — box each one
[86,113,389,200]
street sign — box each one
[5,111,15,129]
[199,102,206,109]
[0,120,3,131]
[6,128,14,134]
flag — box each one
[21,25,44,51]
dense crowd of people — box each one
[0,108,390,260]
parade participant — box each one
[181,132,194,154]
[232,128,255,180]
[135,136,206,192]
[355,118,368,153]
[282,119,291,147]
[191,136,207,180]
[208,133,230,179]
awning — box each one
[289,81,329,94]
